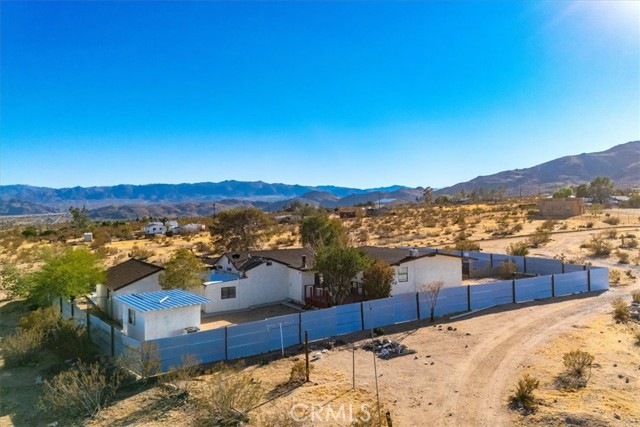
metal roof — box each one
[115,289,210,312]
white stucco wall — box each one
[143,306,201,340]
[391,256,462,295]
[121,305,145,341]
[107,272,163,324]
[201,262,290,313]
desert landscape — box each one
[1,203,639,426]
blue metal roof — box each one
[115,289,210,312]
[205,272,238,285]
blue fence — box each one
[59,252,610,374]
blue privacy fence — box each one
[59,251,609,374]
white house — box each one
[95,258,164,324]
[144,222,166,235]
[199,248,317,314]
[356,246,463,295]
[199,246,463,312]
[115,289,210,341]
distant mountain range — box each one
[1,141,638,218]
[435,140,639,196]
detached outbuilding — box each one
[115,289,210,341]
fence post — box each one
[562,263,565,274]
[416,292,421,319]
[360,302,365,331]
[490,254,494,269]
[224,326,228,360]
[551,274,555,297]
[71,300,75,318]
[467,285,471,312]
[523,257,527,274]
[512,280,516,303]
[59,297,63,314]
[587,270,591,292]
[110,324,115,357]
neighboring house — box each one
[115,289,210,341]
[356,246,463,295]
[199,246,463,312]
[96,258,164,324]
[539,197,585,217]
[167,220,180,233]
[144,222,166,235]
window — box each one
[128,309,136,325]
[221,286,236,299]
[398,267,408,282]
[314,273,324,286]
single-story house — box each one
[199,246,463,312]
[115,289,210,341]
[144,222,166,235]
[199,248,317,314]
[95,258,164,324]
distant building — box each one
[539,197,585,217]
[144,221,166,235]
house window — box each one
[314,273,323,286]
[221,286,236,299]
[398,267,408,282]
[128,309,136,325]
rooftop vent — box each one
[159,296,169,304]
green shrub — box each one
[563,350,594,379]
[583,235,613,257]
[509,373,539,413]
[39,360,120,419]
[195,363,263,427]
[612,297,629,323]
[527,230,551,248]
[603,217,620,225]
[288,360,313,385]
[506,241,529,256]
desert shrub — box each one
[617,251,630,264]
[509,373,539,413]
[538,220,556,231]
[609,269,622,286]
[606,229,618,239]
[583,235,613,257]
[586,221,594,228]
[603,217,620,225]
[39,360,120,419]
[160,354,200,398]
[527,230,551,248]
[288,360,313,385]
[195,363,263,427]
[498,260,517,280]
[1,307,94,366]
[506,241,529,256]
[454,240,480,251]
[349,402,388,427]
[632,291,640,304]
[563,350,594,379]
[130,245,152,260]
[260,410,304,427]
[621,238,638,249]
[612,297,630,323]
[1,327,46,367]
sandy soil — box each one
[1,213,639,426]
[200,304,302,330]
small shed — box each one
[115,289,210,341]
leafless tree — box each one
[420,280,444,322]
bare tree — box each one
[420,280,444,322]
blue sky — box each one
[1,0,639,189]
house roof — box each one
[360,246,436,266]
[204,272,238,285]
[115,289,210,312]
[223,248,315,272]
[104,258,164,292]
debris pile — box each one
[362,338,416,359]
[631,303,640,321]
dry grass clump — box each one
[509,373,540,414]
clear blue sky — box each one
[1,0,639,189]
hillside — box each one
[437,140,640,195]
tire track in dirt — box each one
[436,293,612,427]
